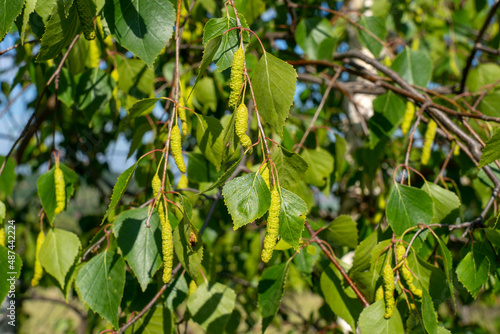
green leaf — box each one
[321,215,358,249]
[103,0,175,67]
[222,172,271,229]
[456,249,490,298]
[271,145,309,189]
[478,91,500,117]
[358,16,387,57]
[295,18,336,60]
[102,158,144,223]
[113,207,163,292]
[196,35,222,82]
[369,91,405,148]
[386,183,434,236]
[125,304,174,334]
[21,0,38,42]
[37,164,78,224]
[128,122,152,158]
[0,156,16,197]
[196,115,224,169]
[435,236,456,309]
[300,148,334,187]
[0,0,24,41]
[334,134,347,182]
[320,263,363,330]
[173,217,203,279]
[186,282,237,332]
[39,228,81,287]
[258,262,289,333]
[358,300,404,334]
[202,156,243,193]
[478,128,500,168]
[422,182,460,225]
[202,16,249,72]
[422,289,438,334]
[76,250,126,329]
[187,153,221,184]
[128,98,160,120]
[164,274,188,310]
[251,52,297,136]
[391,47,432,88]
[117,57,155,98]
[406,249,449,304]
[466,63,500,92]
[278,187,307,251]
[350,232,379,301]
[37,0,80,61]
[76,68,114,121]
[0,245,22,302]
[234,0,265,24]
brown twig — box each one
[0,34,80,177]
[305,221,370,307]
[459,0,500,93]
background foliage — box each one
[2,0,500,333]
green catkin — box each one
[178,98,188,135]
[453,143,460,156]
[54,166,66,214]
[383,260,395,319]
[0,228,4,247]
[88,39,100,68]
[259,164,270,189]
[152,174,173,283]
[397,244,422,298]
[235,103,253,153]
[421,120,437,165]
[189,280,197,295]
[178,174,189,190]
[402,101,415,135]
[171,125,186,173]
[75,0,96,40]
[375,285,384,301]
[229,48,245,109]
[261,188,280,263]
[31,230,45,287]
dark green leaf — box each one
[37,164,78,224]
[271,145,309,189]
[0,156,16,197]
[320,263,363,330]
[456,249,490,298]
[422,289,438,334]
[128,98,160,119]
[295,18,335,60]
[202,156,243,193]
[103,0,176,67]
[37,0,80,61]
[386,183,434,236]
[278,187,307,250]
[422,182,460,224]
[358,16,387,57]
[478,128,500,168]
[113,207,163,292]
[258,262,289,333]
[76,251,126,329]
[173,217,203,279]
[321,215,358,249]
[125,304,174,334]
[196,115,224,169]
[102,157,144,223]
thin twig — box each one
[305,221,370,307]
[0,34,80,177]
[295,72,340,153]
[459,0,500,93]
[0,39,39,56]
